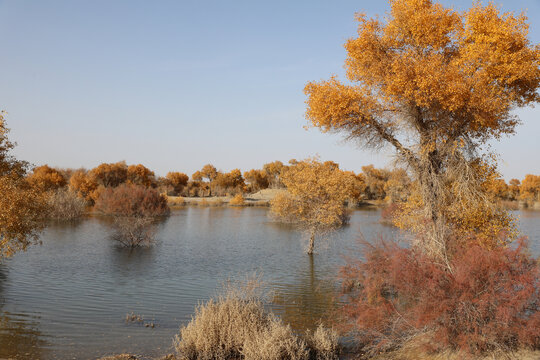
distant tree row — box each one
[24,160,540,207]
[485,175,540,204]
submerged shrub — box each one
[111,216,155,248]
[340,238,540,356]
[47,188,86,220]
[174,279,340,360]
[94,184,169,247]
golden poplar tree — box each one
[270,159,355,254]
[305,0,539,260]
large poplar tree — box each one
[305,0,539,260]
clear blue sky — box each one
[1,0,538,180]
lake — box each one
[0,208,538,359]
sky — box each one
[0,0,539,180]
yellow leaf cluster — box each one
[0,114,47,257]
[270,158,355,232]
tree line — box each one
[25,160,540,206]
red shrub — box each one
[340,238,540,356]
[380,203,400,224]
[94,184,169,217]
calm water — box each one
[0,208,538,359]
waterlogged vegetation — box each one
[1,0,540,359]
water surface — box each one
[0,207,538,359]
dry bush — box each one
[229,193,245,206]
[94,184,169,217]
[370,335,540,360]
[242,317,310,360]
[169,196,186,207]
[174,279,340,360]
[340,238,540,357]
[305,325,340,360]
[47,188,86,220]
[198,198,209,206]
[111,216,156,248]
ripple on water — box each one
[0,207,538,359]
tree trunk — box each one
[307,230,315,255]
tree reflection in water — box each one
[0,265,48,359]
[270,254,337,331]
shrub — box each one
[168,196,186,207]
[47,188,86,220]
[174,279,340,360]
[242,318,310,360]
[111,216,155,248]
[340,238,540,357]
[94,184,169,248]
[305,325,340,360]
[94,184,169,217]
[229,193,245,206]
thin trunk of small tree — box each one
[307,229,315,255]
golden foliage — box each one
[166,172,189,195]
[0,114,47,257]
[127,164,156,187]
[520,174,540,202]
[304,0,539,259]
[89,161,128,188]
[193,164,218,183]
[263,161,286,188]
[26,165,67,193]
[243,169,269,192]
[393,161,517,250]
[270,158,355,254]
[211,169,245,196]
[229,193,245,206]
[69,169,98,203]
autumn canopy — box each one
[305,0,540,259]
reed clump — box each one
[174,279,339,360]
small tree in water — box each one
[270,158,355,254]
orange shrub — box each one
[94,184,169,217]
[229,193,245,206]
